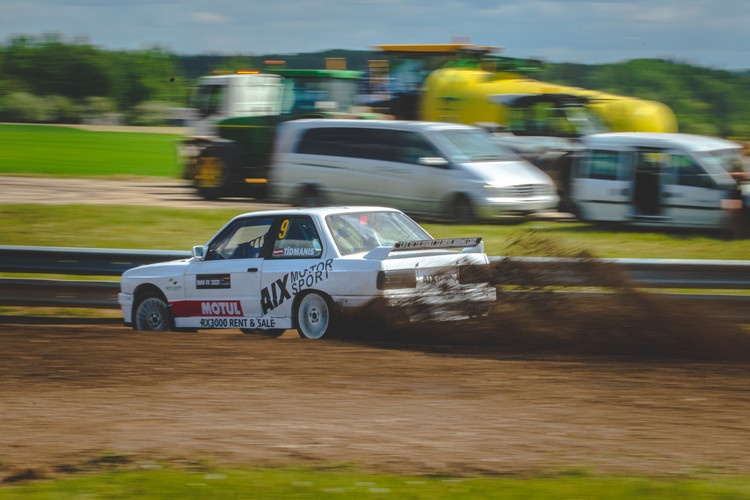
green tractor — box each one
[180,67,380,200]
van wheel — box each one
[451,195,476,224]
[300,185,324,207]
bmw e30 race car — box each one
[119,206,496,339]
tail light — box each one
[377,269,417,290]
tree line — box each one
[1,35,748,137]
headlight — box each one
[377,269,417,290]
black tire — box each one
[451,195,476,224]
[194,144,248,200]
[241,329,285,337]
[299,185,324,208]
[295,292,335,339]
[133,293,173,331]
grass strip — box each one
[2,466,750,499]
[3,204,749,260]
[0,124,181,178]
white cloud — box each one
[189,12,228,25]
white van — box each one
[569,132,748,229]
[269,119,558,222]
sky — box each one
[1,0,748,69]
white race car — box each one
[119,206,496,338]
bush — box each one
[126,100,178,126]
[43,95,82,123]
[0,92,49,122]
[81,96,121,125]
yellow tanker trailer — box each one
[419,66,677,133]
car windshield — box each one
[436,128,518,162]
[326,211,431,256]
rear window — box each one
[326,211,431,256]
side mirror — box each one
[191,245,206,261]
[418,157,450,168]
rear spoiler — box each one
[364,238,483,260]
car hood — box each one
[121,259,190,280]
[457,159,554,187]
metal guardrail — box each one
[1,246,749,319]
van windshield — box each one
[437,129,518,162]
[326,211,431,256]
[697,149,745,174]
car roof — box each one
[230,206,404,221]
[280,119,480,133]
[583,132,741,152]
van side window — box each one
[347,128,396,161]
[396,132,441,164]
[588,150,620,180]
[296,127,396,161]
[671,155,712,188]
[296,127,347,156]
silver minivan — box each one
[269,119,558,222]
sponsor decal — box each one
[261,259,333,314]
[199,317,276,329]
[394,238,481,251]
[171,300,243,317]
[165,277,182,291]
[196,274,231,289]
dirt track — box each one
[1,321,750,481]
[2,171,750,481]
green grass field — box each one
[2,204,749,260]
[0,124,181,178]
[2,465,750,499]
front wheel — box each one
[451,195,476,224]
[134,294,173,331]
[295,292,335,339]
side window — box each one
[396,131,441,164]
[671,154,712,188]
[588,150,620,180]
[347,128,396,161]
[206,217,274,260]
[270,217,323,259]
[296,127,344,156]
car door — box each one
[180,216,273,329]
[661,151,725,227]
[258,215,331,322]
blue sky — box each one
[1,0,748,69]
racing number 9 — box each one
[278,219,289,240]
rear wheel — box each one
[134,293,173,331]
[295,292,335,339]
